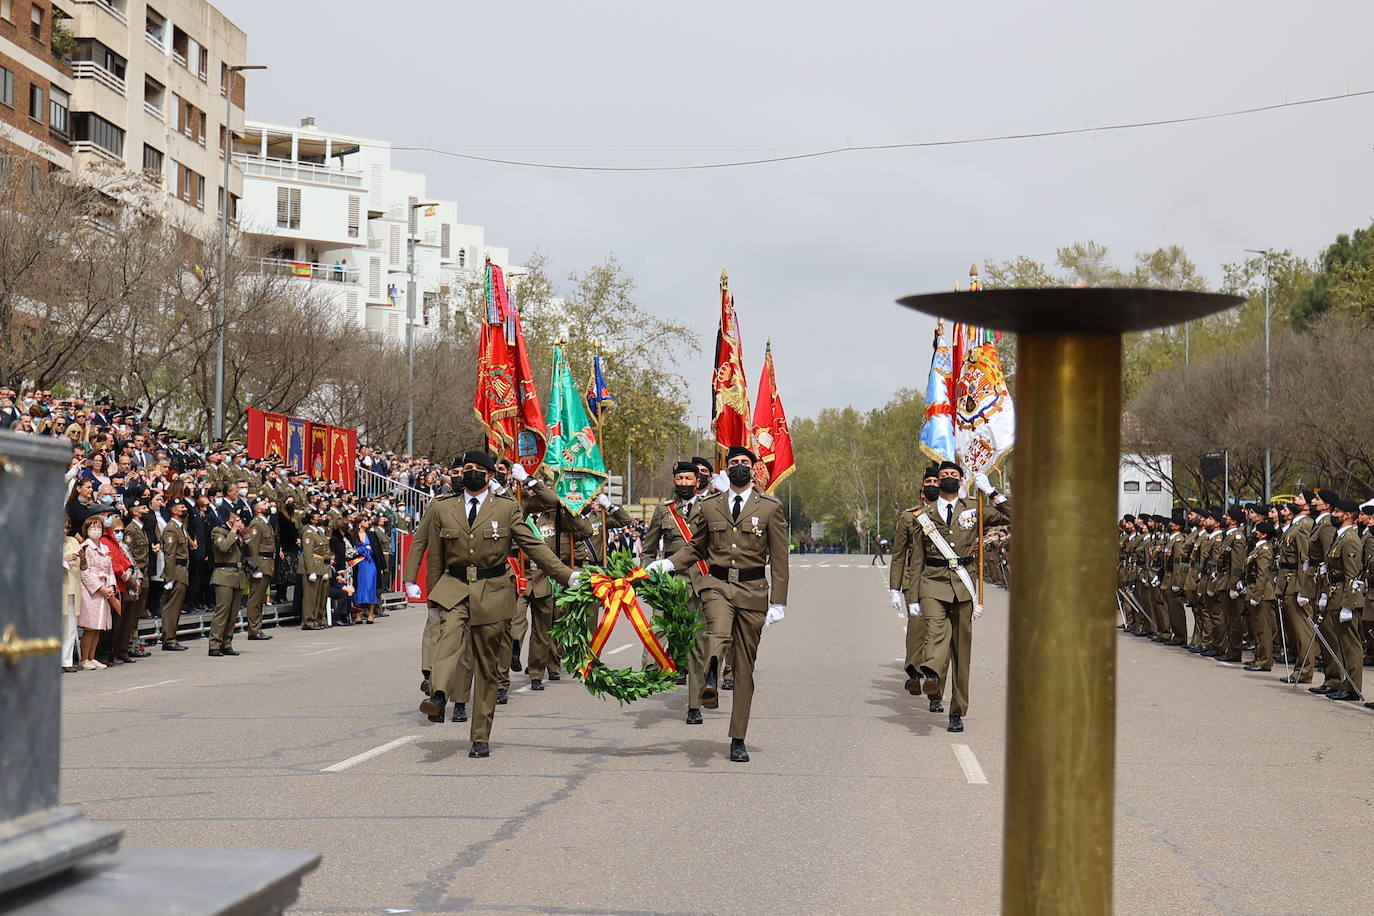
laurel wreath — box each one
[551,550,702,705]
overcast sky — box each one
[221,0,1374,421]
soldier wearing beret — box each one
[892,466,945,712]
[1243,521,1279,671]
[1314,498,1364,701]
[1279,491,1317,684]
[244,498,277,641]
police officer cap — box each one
[456,450,497,474]
[1225,506,1245,523]
[691,456,714,472]
[1256,521,1277,538]
[726,445,757,464]
[937,460,962,475]
[673,461,697,475]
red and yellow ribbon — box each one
[582,568,675,676]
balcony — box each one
[70,0,127,26]
[71,140,122,164]
[172,49,187,69]
[145,31,165,53]
[258,258,361,285]
[143,100,163,121]
[71,61,126,96]
[234,154,364,189]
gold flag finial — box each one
[969,262,980,277]
[720,268,729,290]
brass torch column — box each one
[1002,332,1121,916]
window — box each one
[1145,481,1163,493]
[195,173,204,209]
[76,39,127,80]
[71,112,125,156]
[174,162,203,207]
[347,195,360,238]
[275,186,300,229]
[48,87,68,135]
[29,83,42,121]
[142,143,163,175]
[1123,481,1140,493]
[1,0,12,22]
[0,67,12,108]
[31,4,42,40]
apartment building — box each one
[60,0,245,231]
[0,0,74,171]
[234,117,513,347]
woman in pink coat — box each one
[78,517,116,670]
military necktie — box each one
[468,497,478,526]
[733,495,742,522]
[945,504,953,528]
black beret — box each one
[457,450,497,473]
[1256,521,1276,538]
[1315,488,1337,505]
[690,456,714,472]
[937,460,963,474]
[1123,514,1136,522]
[1337,497,1360,514]
[1226,506,1245,523]
[1171,508,1186,522]
[923,467,940,480]
[726,445,757,463]
[673,461,697,475]
[1361,503,1374,516]
[1299,488,1317,503]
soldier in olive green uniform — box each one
[1161,514,1189,646]
[1315,498,1364,701]
[1304,492,1338,688]
[1243,521,1279,671]
[208,511,247,656]
[244,499,277,640]
[1179,510,1204,649]
[404,451,579,758]
[119,499,152,660]
[643,461,716,724]
[298,511,331,630]
[1214,507,1248,662]
[892,466,943,710]
[517,472,592,691]
[159,501,191,651]
[654,445,789,763]
[1279,493,1317,683]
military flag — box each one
[918,320,957,463]
[545,346,607,514]
[750,342,795,493]
[474,260,547,472]
[711,269,752,465]
[286,417,306,472]
[953,324,1015,483]
[586,354,613,420]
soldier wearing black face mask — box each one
[890,466,945,711]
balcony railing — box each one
[70,0,127,26]
[172,49,187,69]
[71,140,122,164]
[143,99,163,121]
[71,61,126,96]
[233,153,363,189]
[145,30,165,53]
[258,258,361,285]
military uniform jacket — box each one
[246,516,277,578]
[644,494,713,596]
[1218,526,1247,592]
[404,491,575,624]
[1363,530,1374,608]
[1245,540,1277,603]
[891,505,930,599]
[889,495,1010,604]
[1279,515,1313,597]
[1199,531,1223,592]
[209,525,245,587]
[1325,526,1363,611]
[1308,514,1336,598]
[160,519,189,585]
[123,522,150,577]
[521,482,591,600]
[1181,530,1201,594]
[297,527,331,577]
[1164,533,1187,591]
[578,504,634,563]
[668,488,789,611]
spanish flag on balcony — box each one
[289,261,311,278]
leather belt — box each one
[708,565,766,583]
[175,559,188,566]
[212,563,239,569]
[1278,562,1298,570]
[1328,571,1347,584]
[257,552,274,558]
[446,563,507,582]
[925,555,974,568]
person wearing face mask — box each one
[899,460,1011,734]
[77,516,117,670]
[404,451,582,759]
[642,461,718,721]
[243,498,277,641]
[158,500,192,651]
[891,466,946,712]
[1313,498,1364,702]
[298,510,332,630]
[117,499,153,662]
[646,446,789,762]
[1242,520,1278,672]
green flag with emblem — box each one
[545,346,608,513]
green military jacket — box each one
[160,518,189,586]
[1326,525,1363,611]
[297,527,332,577]
[123,522,150,576]
[1308,513,1336,598]
[520,481,591,600]
[1245,539,1277,603]
[1218,526,1247,592]
[669,487,790,611]
[209,524,245,588]
[881,494,1009,605]
[1279,515,1313,598]
[644,493,714,596]
[404,489,575,625]
[246,515,277,578]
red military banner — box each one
[750,342,795,493]
[306,422,328,480]
[264,413,288,463]
[327,425,357,490]
[245,407,265,458]
[712,270,752,465]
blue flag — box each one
[918,322,957,464]
[586,354,613,420]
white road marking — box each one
[818,563,831,568]
[1216,661,1238,668]
[107,678,180,695]
[512,685,530,694]
[951,744,988,784]
[839,564,852,568]
[606,643,635,655]
[303,646,344,657]
[321,735,418,773]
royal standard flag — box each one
[918,320,957,464]
[545,347,607,514]
[954,325,1015,483]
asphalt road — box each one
[57,556,1374,915]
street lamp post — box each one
[405,201,438,456]
[214,63,266,442]
[1246,248,1273,502]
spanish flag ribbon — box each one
[582,568,675,676]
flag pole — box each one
[594,342,607,563]
[714,268,729,469]
[969,264,986,607]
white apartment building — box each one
[60,0,246,232]
[233,116,513,347]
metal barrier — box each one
[355,463,434,530]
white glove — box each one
[764,603,785,627]
[1140,577,1148,585]
[596,493,613,510]
[405,582,422,600]
[308,573,318,582]
[510,463,529,482]
[1228,589,1238,599]
[426,605,441,623]
[973,472,995,495]
[1234,581,1246,594]
[1206,590,1216,597]
[1150,577,1160,587]
[252,571,263,579]
[646,559,674,576]
[889,589,904,612]
[908,603,922,618]
[1318,563,1328,577]
[1171,585,1181,593]
[1318,594,1329,610]
[164,580,174,591]
[710,471,729,492]
[568,571,584,588]
[1296,595,1310,606]
[1339,608,1353,622]
[1249,598,1260,606]
[972,603,985,621]
[489,480,507,496]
